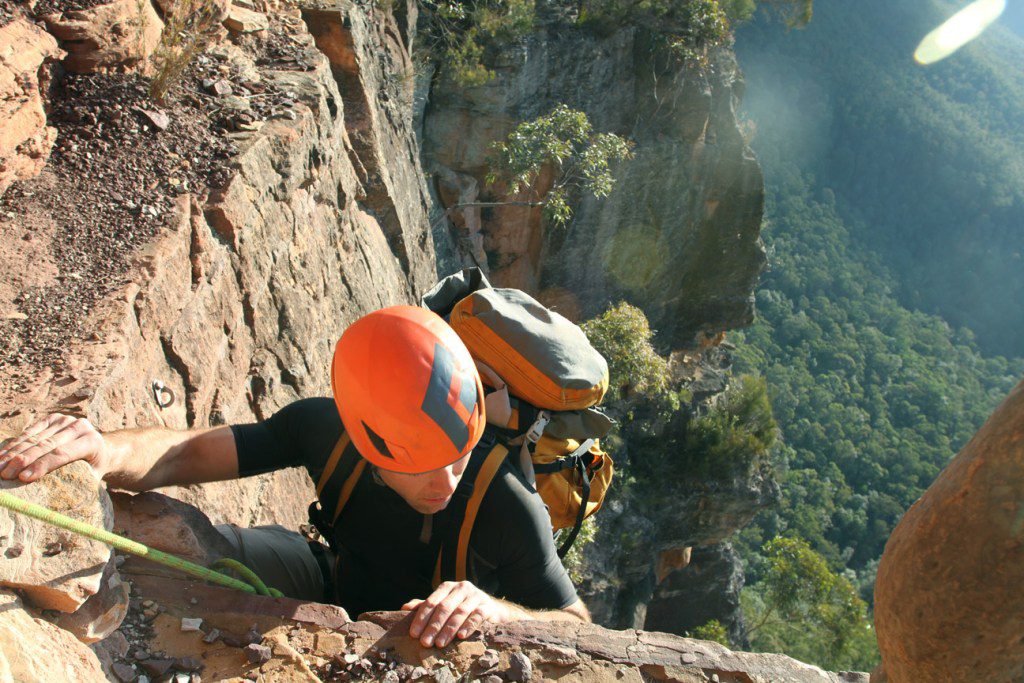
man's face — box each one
[376,454,471,514]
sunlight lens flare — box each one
[914,0,1006,65]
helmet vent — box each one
[363,422,395,460]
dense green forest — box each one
[728,162,1022,667]
[728,0,1024,669]
[1004,1,1024,36]
[735,0,1024,358]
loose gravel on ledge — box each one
[0,14,319,397]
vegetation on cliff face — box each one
[485,104,634,225]
[582,301,777,517]
[417,0,812,85]
[584,303,778,490]
[581,302,673,405]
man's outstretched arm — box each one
[0,413,239,490]
[401,580,591,649]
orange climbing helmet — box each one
[330,305,486,473]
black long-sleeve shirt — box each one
[231,397,578,617]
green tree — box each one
[486,105,633,225]
[743,537,876,670]
[582,301,671,401]
[578,0,731,66]
[688,619,732,646]
[419,0,536,86]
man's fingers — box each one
[456,610,486,640]
[0,414,74,462]
[434,595,484,648]
[12,413,65,442]
[409,582,458,639]
[401,599,424,612]
[18,437,98,482]
[0,417,84,480]
[417,583,480,648]
[0,430,68,479]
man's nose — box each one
[430,465,460,496]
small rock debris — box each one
[0,12,314,400]
[244,643,272,665]
[507,652,533,682]
[180,617,203,632]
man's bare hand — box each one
[401,581,518,648]
[0,414,108,482]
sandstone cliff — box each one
[421,28,765,348]
[1,0,436,530]
[0,467,868,682]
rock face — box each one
[49,558,129,643]
[0,461,114,612]
[0,591,107,681]
[368,612,865,683]
[580,465,776,630]
[110,491,239,574]
[645,543,749,649]
[300,0,434,284]
[153,0,230,22]
[0,19,63,197]
[574,348,778,629]
[115,558,866,683]
[224,5,269,34]
[422,28,765,349]
[874,378,1024,682]
[40,0,164,73]
[0,5,438,529]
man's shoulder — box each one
[477,459,549,531]
[232,397,342,477]
[268,398,344,462]
[279,396,340,421]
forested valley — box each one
[724,0,1024,668]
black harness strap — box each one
[308,432,364,541]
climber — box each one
[0,305,590,648]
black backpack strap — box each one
[308,431,366,541]
[433,430,509,586]
[506,396,539,435]
[556,459,591,558]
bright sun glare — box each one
[914,0,1007,64]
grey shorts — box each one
[215,524,327,602]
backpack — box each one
[308,268,615,586]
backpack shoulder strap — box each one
[309,431,366,539]
[433,431,509,586]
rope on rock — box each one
[0,490,284,598]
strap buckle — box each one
[525,411,551,444]
[567,438,596,461]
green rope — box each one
[212,558,284,598]
[0,490,283,597]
